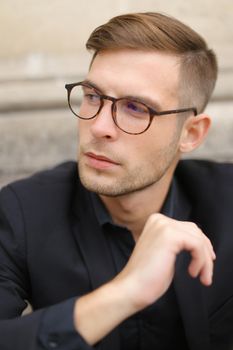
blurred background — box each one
[0,0,233,187]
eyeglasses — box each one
[65,81,197,135]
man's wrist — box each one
[73,277,139,345]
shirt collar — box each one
[90,191,114,226]
[90,179,177,228]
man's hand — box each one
[116,213,216,311]
[74,214,215,345]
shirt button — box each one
[48,338,59,348]
[49,341,58,349]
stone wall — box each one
[0,0,233,187]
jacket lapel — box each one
[174,253,210,350]
[172,180,210,350]
[71,180,121,350]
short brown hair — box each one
[86,12,218,113]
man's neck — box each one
[100,171,174,241]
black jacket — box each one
[0,160,233,350]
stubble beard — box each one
[78,140,179,198]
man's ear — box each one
[179,114,211,154]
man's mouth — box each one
[84,152,120,169]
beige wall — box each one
[1,1,232,57]
[1,1,232,70]
[0,0,233,186]
[1,0,232,103]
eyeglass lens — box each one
[69,85,151,134]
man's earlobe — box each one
[179,114,211,153]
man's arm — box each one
[0,184,215,349]
[74,214,215,345]
[0,186,93,350]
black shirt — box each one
[90,180,189,349]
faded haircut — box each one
[86,12,218,114]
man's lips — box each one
[86,152,119,163]
[84,152,120,169]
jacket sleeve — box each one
[0,185,94,350]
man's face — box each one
[77,49,182,197]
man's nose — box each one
[89,100,118,139]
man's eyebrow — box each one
[82,79,102,92]
[82,79,162,111]
[123,95,162,111]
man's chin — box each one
[80,178,108,196]
[78,172,119,196]
[78,162,116,195]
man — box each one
[0,12,232,350]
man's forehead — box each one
[87,49,180,105]
[90,48,180,69]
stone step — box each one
[0,108,77,187]
[0,101,232,188]
[0,68,232,114]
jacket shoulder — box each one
[0,161,79,214]
[176,159,233,188]
[10,161,78,188]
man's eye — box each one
[85,93,100,103]
[125,101,147,114]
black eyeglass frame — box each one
[65,81,197,135]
